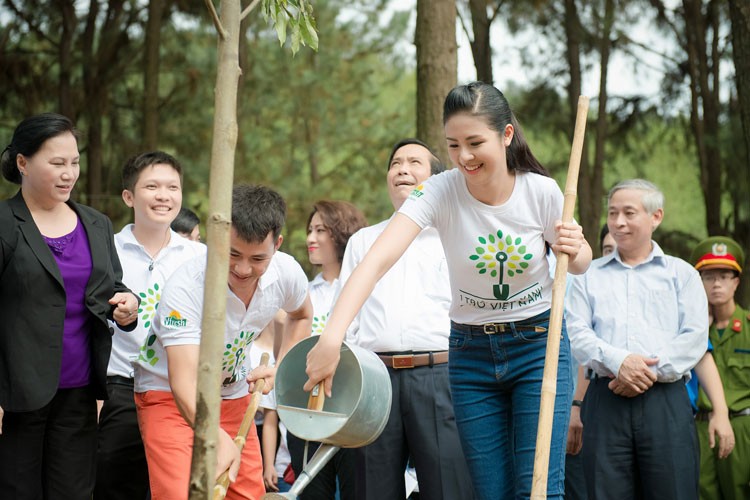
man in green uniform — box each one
[691,236,750,499]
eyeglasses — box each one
[700,271,737,284]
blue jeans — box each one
[449,310,571,500]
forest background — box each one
[1,0,749,300]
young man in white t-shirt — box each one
[133,185,313,500]
[95,151,206,500]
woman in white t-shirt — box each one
[307,200,367,337]
[286,200,366,499]
[305,82,592,500]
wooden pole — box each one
[189,1,242,498]
[530,95,589,499]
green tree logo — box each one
[469,230,533,300]
[138,283,160,330]
[311,313,328,336]
[222,330,256,385]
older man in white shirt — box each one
[339,139,473,500]
[566,179,707,500]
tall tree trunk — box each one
[82,0,103,208]
[728,0,750,303]
[588,0,614,253]
[683,0,723,235]
[56,0,76,118]
[143,0,167,150]
[563,0,598,251]
[729,0,750,179]
[189,0,242,497]
[416,0,457,163]
[469,0,493,84]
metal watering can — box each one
[263,336,392,499]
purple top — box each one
[43,220,93,388]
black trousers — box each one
[565,452,588,500]
[0,386,97,500]
[287,433,357,500]
[94,380,149,500]
[581,378,699,500]
[355,363,474,500]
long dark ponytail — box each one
[443,82,549,177]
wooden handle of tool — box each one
[530,96,589,500]
[307,382,326,411]
[213,352,271,500]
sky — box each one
[382,1,691,108]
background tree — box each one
[142,0,168,150]
[191,1,317,497]
[416,0,457,162]
[457,0,506,84]
[728,0,750,298]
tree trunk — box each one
[143,0,167,150]
[563,0,598,252]
[588,0,614,254]
[728,0,750,303]
[729,0,750,177]
[683,0,723,235]
[188,0,242,497]
[416,0,457,163]
[469,0,493,84]
[82,0,103,208]
[56,0,76,118]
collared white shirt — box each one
[309,273,338,336]
[340,217,451,352]
[133,251,308,398]
[108,225,206,378]
[566,241,708,382]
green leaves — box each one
[262,0,319,54]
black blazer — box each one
[0,191,136,412]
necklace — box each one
[148,228,171,271]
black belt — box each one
[695,408,750,421]
[377,351,448,369]
[106,375,134,387]
[451,321,547,335]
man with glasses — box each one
[691,236,750,500]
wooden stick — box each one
[530,96,589,499]
[213,352,270,500]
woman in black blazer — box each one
[0,113,139,500]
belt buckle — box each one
[483,323,503,334]
[392,354,415,369]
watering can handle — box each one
[307,383,325,411]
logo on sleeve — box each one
[163,310,187,329]
[408,184,425,200]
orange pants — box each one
[135,391,265,500]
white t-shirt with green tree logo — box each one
[133,251,308,399]
[399,169,562,324]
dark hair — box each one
[171,207,200,235]
[232,184,286,243]
[599,224,610,252]
[307,200,368,262]
[1,113,78,184]
[387,138,444,175]
[122,150,183,191]
[443,82,549,176]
